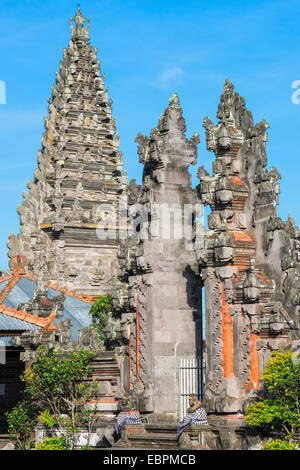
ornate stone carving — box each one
[8,8,127,295]
[198,79,296,414]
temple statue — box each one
[177,395,208,437]
[114,393,142,436]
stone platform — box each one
[113,417,262,450]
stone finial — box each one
[158,93,186,134]
[223,78,234,92]
[169,92,180,107]
[216,79,253,132]
[69,7,90,40]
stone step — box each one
[0,435,10,450]
[145,424,178,435]
[125,432,179,450]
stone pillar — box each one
[113,94,202,419]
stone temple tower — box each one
[198,80,298,415]
[7,8,127,295]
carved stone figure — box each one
[114,394,142,435]
[177,395,208,436]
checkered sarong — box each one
[177,407,208,436]
[114,410,142,435]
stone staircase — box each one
[115,423,179,450]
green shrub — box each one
[6,401,40,450]
[88,293,114,340]
[36,436,70,450]
[245,349,300,440]
[262,439,298,450]
[22,345,97,449]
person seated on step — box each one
[114,392,142,436]
[177,394,208,437]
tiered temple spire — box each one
[7,8,127,295]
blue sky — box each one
[0,0,300,269]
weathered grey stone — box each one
[198,79,297,414]
[4,10,300,442]
[7,7,127,296]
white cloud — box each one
[155,67,184,90]
[160,67,184,82]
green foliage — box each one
[88,293,114,340]
[245,349,300,444]
[262,439,298,451]
[22,345,95,400]
[36,436,70,450]
[21,345,97,449]
[39,409,56,428]
[6,401,40,450]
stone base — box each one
[179,426,221,450]
[112,418,263,450]
[147,412,178,424]
[124,424,146,435]
[113,424,146,448]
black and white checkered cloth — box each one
[114,410,142,435]
[177,407,208,436]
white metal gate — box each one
[177,357,205,420]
